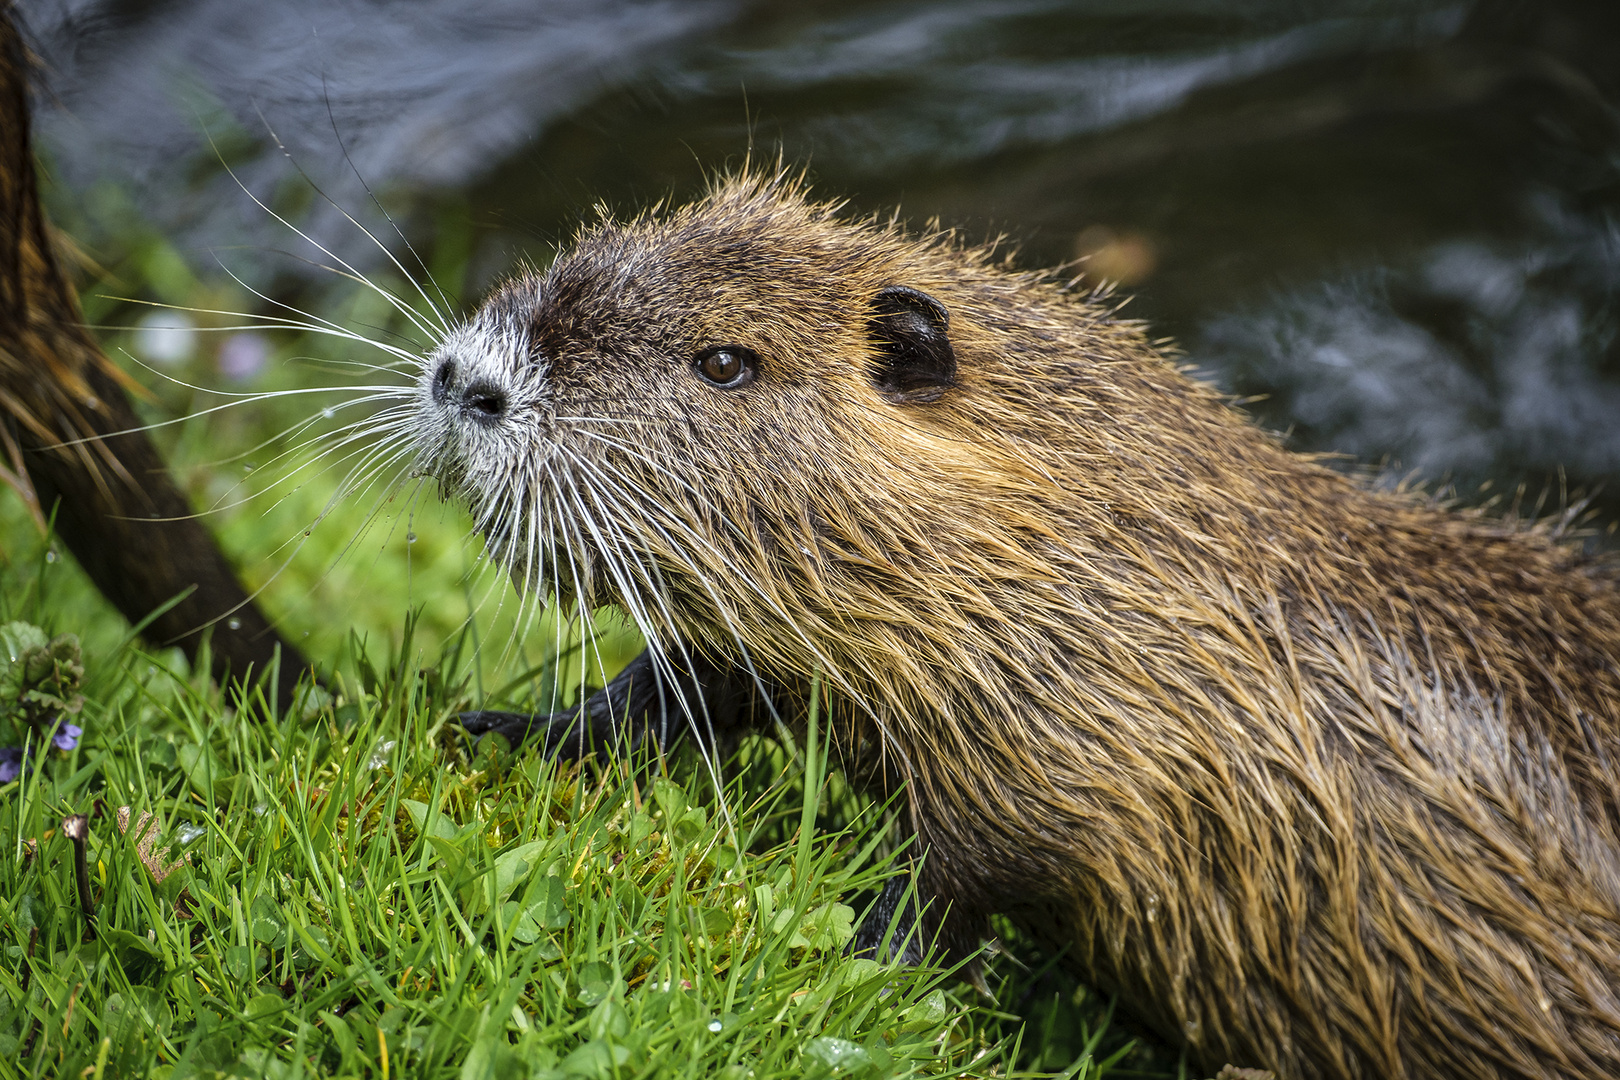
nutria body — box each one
[416,174,1620,1080]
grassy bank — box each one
[0,544,1154,1078]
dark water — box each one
[18,0,1620,521]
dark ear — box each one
[866,285,956,404]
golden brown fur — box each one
[420,173,1620,1079]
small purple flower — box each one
[218,332,270,381]
[0,745,22,783]
[52,723,82,751]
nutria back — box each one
[415,174,1620,1079]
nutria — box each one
[414,173,1620,1080]
[0,6,308,704]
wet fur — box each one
[417,174,1620,1080]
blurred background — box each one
[6,0,1619,677]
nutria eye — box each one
[694,345,758,388]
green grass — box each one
[0,182,1200,1079]
[0,555,1167,1079]
[0,614,954,1077]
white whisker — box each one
[200,125,445,343]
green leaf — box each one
[0,620,47,706]
[252,915,286,946]
[559,1039,629,1077]
[587,997,629,1039]
[0,621,47,665]
[789,902,856,951]
[224,943,261,982]
[401,798,458,840]
[537,874,571,929]
[689,904,735,939]
[427,833,472,880]
[752,883,775,923]
[576,961,620,1007]
[901,988,950,1032]
[176,742,232,797]
[320,1010,357,1065]
[244,992,285,1020]
[501,881,570,943]
[671,805,707,845]
[836,957,884,993]
[102,992,135,1044]
[650,777,686,823]
[492,840,548,900]
[100,927,164,966]
[460,1035,494,1080]
[293,925,336,971]
[804,1036,872,1072]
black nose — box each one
[432,359,508,422]
[461,380,507,422]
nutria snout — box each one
[414,173,1620,1080]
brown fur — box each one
[421,173,1620,1079]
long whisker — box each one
[212,261,431,356]
[138,410,419,523]
[89,307,424,368]
[569,454,784,727]
[562,467,745,823]
[49,371,411,450]
[311,81,457,330]
[566,432,890,741]
[119,285,425,363]
[553,467,735,809]
[199,124,444,343]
